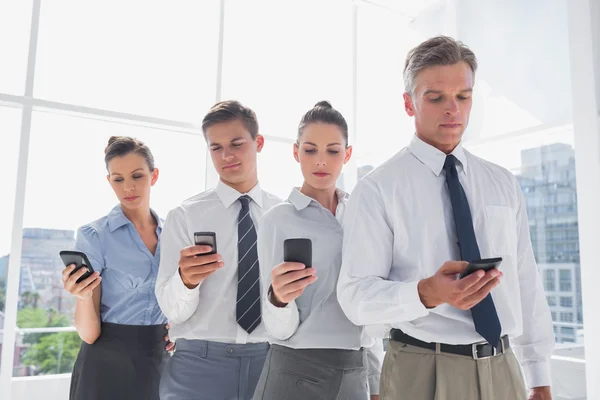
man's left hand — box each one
[529,386,551,400]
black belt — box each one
[390,329,510,360]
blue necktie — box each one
[236,195,261,334]
[443,155,502,348]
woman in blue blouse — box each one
[61,136,172,400]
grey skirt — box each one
[253,344,369,400]
[69,322,167,400]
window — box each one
[559,269,573,292]
[355,2,437,173]
[0,106,23,377]
[257,140,304,200]
[561,327,575,336]
[546,296,557,306]
[551,311,557,322]
[34,1,220,122]
[0,0,32,94]
[544,270,556,291]
[560,312,574,323]
[12,111,205,376]
[0,106,22,259]
[560,296,573,308]
[221,0,353,140]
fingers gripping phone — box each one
[459,257,503,279]
[194,232,217,255]
[283,238,312,268]
[59,250,95,284]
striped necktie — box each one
[236,195,261,333]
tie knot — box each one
[239,195,251,210]
[443,154,457,171]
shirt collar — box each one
[288,187,349,211]
[215,180,264,209]
[407,134,469,176]
[107,205,163,232]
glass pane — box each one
[13,111,206,376]
[354,1,447,174]
[0,106,23,378]
[457,0,572,140]
[257,140,303,200]
[221,0,353,139]
[355,0,574,171]
[34,1,220,122]
[14,329,80,377]
[0,0,32,95]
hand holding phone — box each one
[60,250,95,283]
[459,257,503,279]
[418,258,503,310]
[269,238,317,307]
[59,250,102,300]
[178,232,223,289]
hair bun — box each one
[314,100,332,109]
[107,136,121,146]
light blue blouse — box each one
[74,205,167,325]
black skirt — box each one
[70,322,167,400]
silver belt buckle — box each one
[472,343,497,360]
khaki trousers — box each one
[380,339,527,400]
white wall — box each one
[568,0,600,398]
[11,374,70,400]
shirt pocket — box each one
[484,205,518,257]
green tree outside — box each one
[21,331,81,374]
[17,306,81,375]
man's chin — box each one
[220,172,246,185]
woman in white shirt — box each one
[252,101,383,400]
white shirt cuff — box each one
[522,359,552,389]
[172,268,201,301]
[401,280,430,319]
[264,291,297,322]
[368,373,380,395]
[263,290,299,340]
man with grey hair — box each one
[337,36,554,399]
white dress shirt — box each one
[337,135,555,389]
[259,188,384,394]
[155,180,281,344]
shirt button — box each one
[296,380,304,387]
[226,347,234,354]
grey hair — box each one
[403,35,477,94]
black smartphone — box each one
[283,238,312,268]
[459,257,503,279]
[59,250,95,284]
[194,231,217,255]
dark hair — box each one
[297,101,349,146]
[201,100,259,139]
[404,35,477,94]
[104,136,155,171]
